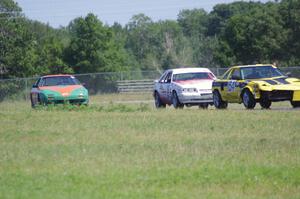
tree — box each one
[64,13,130,73]
[177,9,208,38]
[207,1,265,37]
[279,0,300,65]
[221,3,285,65]
[0,0,40,78]
[125,14,154,65]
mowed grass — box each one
[0,94,300,199]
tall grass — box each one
[0,99,299,199]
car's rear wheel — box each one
[242,89,256,109]
[199,103,209,109]
[213,90,228,109]
[154,92,166,108]
[172,91,184,109]
[291,101,300,108]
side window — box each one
[230,69,241,80]
[222,70,231,80]
[34,78,41,87]
[159,72,168,83]
[38,78,45,87]
[165,72,172,83]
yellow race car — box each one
[212,64,300,109]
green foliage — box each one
[1,0,300,79]
[64,13,131,74]
[279,0,300,66]
[221,3,286,65]
[178,9,208,38]
[0,17,39,78]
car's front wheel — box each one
[213,90,228,109]
[30,93,40,108]
[291,101,300,108]
[154,92,166,108]
[242,89,256,109]
[172,91,184,109]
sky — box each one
[15,0,269,28]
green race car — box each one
[30,74,89,107]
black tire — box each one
[242,89,256,109]
[213,90,228,109]
[199,103,209,109]
[260,99,272,109]
[154,92,166,108]
[30,93,40,108]
[172,91,184,109]
[291,101,300,108]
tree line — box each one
[1,0,300,79]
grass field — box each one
[0,94,300,199]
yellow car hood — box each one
[252,77,300,91]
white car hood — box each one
[173,80,213,89]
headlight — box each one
[78,93,84,98]
[182,88,198,93]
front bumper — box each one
[178,92,213,104]
[260,90,300,102]
[47,95,89,105]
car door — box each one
[30,78,42,104]
[226,68,242,102]
[158,71,172,104]
[162,71,173,103]
[218,69,232,101]
[157,71,168,98]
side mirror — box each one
[286,72,292,77]
[32,84,38,88]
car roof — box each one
[41,74,73,78]
[167,67,212,74]
[230,64,276,69]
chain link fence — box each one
[1,67,300,102]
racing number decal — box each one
[227,80,237,92]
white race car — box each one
[153,68,216,108]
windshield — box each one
[41,76,81,86]
[241,66,284,79]
[173,72,214,81]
